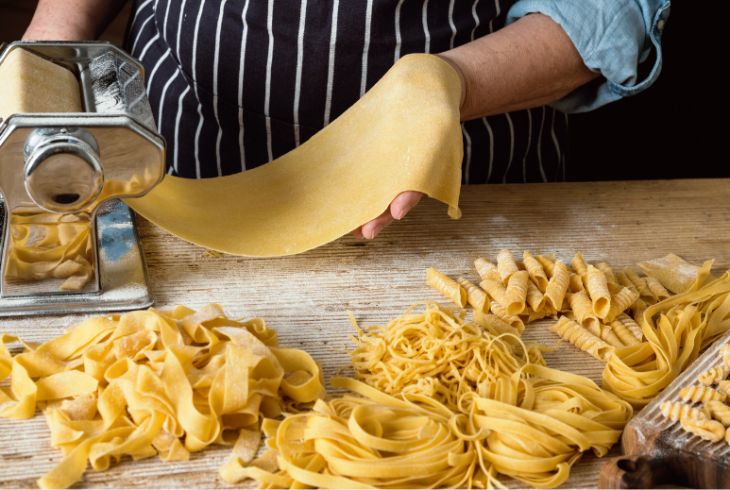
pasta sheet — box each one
[126,54,463,256]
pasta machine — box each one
[0,41,165,316]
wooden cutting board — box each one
[599,329,730,489]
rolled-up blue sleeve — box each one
[506,0,671,113]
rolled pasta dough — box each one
[126,55,463,257]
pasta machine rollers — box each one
[0,41,165,316]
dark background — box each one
[0,0,726,182]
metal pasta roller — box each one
[0,41,165,316]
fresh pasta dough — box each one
[0,305,325,489]
[427,268,466,307]
[126,55,463,257]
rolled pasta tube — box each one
[518,307,549,324]
[490,302,524,334]
[523,251,548,292]
[680,417,725,442]
[426,268,466,307]
[586,265,611,319]
[566,290,600,335]
[721,344,730,369]
[605,287,640,323]
[569,273,585,293]
[616,271,639,296]
[497,250,519,283]
[474,258,501,282]
[596,263,617,290]
[572,252,589,285]
[623,266,653,299]
[549,316,614,362]
[630,298,648,327]
[660,401,710,422]
[472,310,520,338]
[617,313,644,342]
[609,320,641,347]
[504,271,529,315]
[645,275,671,302]
[526,281,546,312]
[480,279,507,305]
[457,277,490,312]
[598,323,625,349]
[544,261,570,311]
[535,255,556,279]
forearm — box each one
[438,13,599,121]
[23,0,128,41]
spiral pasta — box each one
[706,401,730,426]
[660,401,710,422]
[566,291,600,335]
[698,365,729,386]
[545,261,570,311]
[475,258,501,282]
[680,417,725,442]
[645,275,671,302]
[609,320,641,347]
[605,287,640,323]
[679,386,726,404]
[586,265,611,319]
[616,313,644,342]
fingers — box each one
[390,191,422,220]
[360,208,395,240]
[354,191,423,240]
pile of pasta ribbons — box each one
[269,302,630,489]
[0,304,325,489]
[5,212,95,290]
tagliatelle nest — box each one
[345,302,550,413]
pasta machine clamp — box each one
[0,41,166,316]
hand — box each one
[352,191,423,240]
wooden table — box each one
[1,179,729,488]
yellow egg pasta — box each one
[480,278,507,305]
[549,317,614,362]
[523,251,548,292]
[681,417,725,442]
[505,270,529,315]
[490,302,525,334]
[699,365,729,386]
[616,313,644,342]
[718,380,730,395]
[497,249,519,283]
[707,401,730,426]
[572,252,589,285]
[596,263,617,288]
[426,268,467,307]
[475,258,501,282]
[586,265,611,319]
[0,305,325,489]
[536,255,556,279]
[679,386,726,404]
[616,271,639,296]
[645,275,671,302]
[569,273,585,293]
[605,287,640,323]
[526,281,547,312]
[660,401,710,422]
[609,320,641,347]
[457,277,490,312]
[473,310,521,338]
[638,254,714,295]
[597,323,626,349]
[544,261,570,311]
[623,266,653,300]
[721,344,730,369]
[566,291,600,335]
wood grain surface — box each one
[1,179,729,489]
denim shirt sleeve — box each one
[506,0,671,113]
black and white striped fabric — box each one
[125,0,568,183]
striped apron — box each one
[125,0,568,184]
